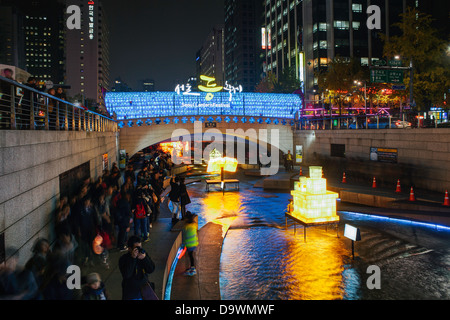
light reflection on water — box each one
[185,174,450,300]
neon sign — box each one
[88,1,94,40]
[262,27,266,50]
[175,75,243,105]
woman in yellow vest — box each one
[183,211,199,276]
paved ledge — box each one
[170,220,231,300]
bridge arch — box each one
[119,118,294,163]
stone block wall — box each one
[0,130,119,265]
[294,128,450,192]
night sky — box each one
[104,0,225,92]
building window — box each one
[334,21,349,30]
[352,4,363,13]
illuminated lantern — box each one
[290,166,339,224]
[93,234,104,255]
[207,157,224,173]
[206,149,238,180]
[223,157,238,173]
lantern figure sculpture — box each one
[205,149,239,193]
[290,166,339,224]
[207,149,238,180]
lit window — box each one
[352,4,362,12]
[334,21,349,30]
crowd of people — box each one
[1,68,112,131]
[0,148,194,300]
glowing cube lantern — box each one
[223,157,238,173]
[206,149,238,174]
[290,166,339,224]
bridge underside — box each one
[119,120,294,162]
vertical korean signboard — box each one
[88,1,95,40]
[261,27,266,50]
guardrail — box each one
[298,115,422,130]
[0,76,117,132]
[117,115,297,129]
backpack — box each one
[135,202,146,219]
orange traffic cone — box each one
[409,187,416,202]
[444,190,450,206]
[342,172,347,183]
[395,180,401,193]
[299,167,303,176]
[372,177,377,188]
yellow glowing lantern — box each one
[223,157,238,173]
[206,149,238,183]
[207,157,224,173]
[290,166,339,224]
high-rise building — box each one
[196,25,225,86]
[141,79,155,92]
[0,0,66,84]
[262,0,447,101]
[65,0,110,107]
[111,77,132,92]
[224,0,263,92]
[0,3,26,70]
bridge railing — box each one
[298,114,418,130]
[0,76,117,132]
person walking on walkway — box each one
[118,236,156,300]
[169,175,181,224]
[285,150,293,172]
[116,191,133,251]
[133,189,149,242]
[179,177,191,220]
[182,212,198,276]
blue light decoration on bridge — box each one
[104,91,302,120]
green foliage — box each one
[254,72,276,93]
[255,66,301,94]
[273,66,301,93]
[382,8,450,109]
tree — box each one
[254,72,276,93]
[316,57,366,115]
[382,8,450,110]
[272,66,302,94]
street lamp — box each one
[354,80,368,129]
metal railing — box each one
[0,76,117,132]
[297,114,422,130]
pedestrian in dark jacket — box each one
[77,196,97,266]
[118,236,156,300]
[150,171,163,220]
[179,177,191,219]
[169,175,181,224]
[116,191,133,251]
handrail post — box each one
[44,96,49,130]
[64,103,68,130]
[10,84,16,129]
[30,91,35,130]
[78,109,81,131]
[55,101,60,131]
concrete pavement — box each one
[83,166,449,300]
